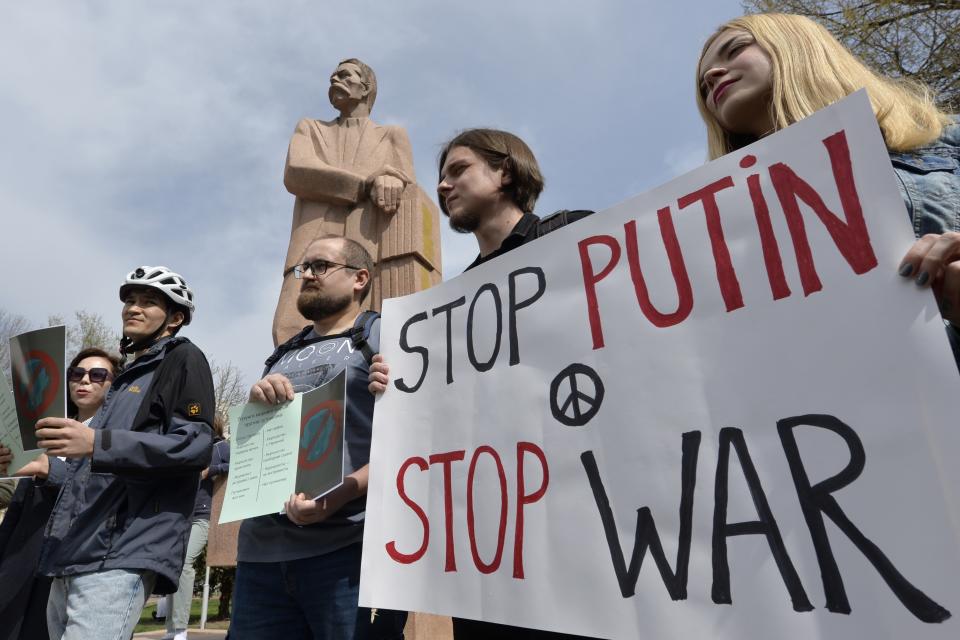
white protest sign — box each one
[360,92,960,639]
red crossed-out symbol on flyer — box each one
[299,400,343,470]
[13,350,60,421]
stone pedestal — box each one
[370,185,443,310]
[404,613,453,640]
[206,478,238,568]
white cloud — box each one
[0,0,745,387]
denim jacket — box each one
[890,116,960,237]
[889,115,960,367]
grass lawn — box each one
[134,597,231,633]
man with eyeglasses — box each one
[0,266,215,640]
[232,235,406,639]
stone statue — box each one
[274,58,442,345]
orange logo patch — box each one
[188,402,201,416]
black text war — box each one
[582,414,950,623]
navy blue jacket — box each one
[38,337,214,594]
[0,478,56,640]
[192,438,230,519]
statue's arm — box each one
[363,126,416,187]
[283,119,366,205]
[362,127,418,215]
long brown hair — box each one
[438,128,545,215]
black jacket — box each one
[38,337,214,594]
[466,210,593,271]
[459,210,595,640]
[0,478,56,640]
[193,438,230,519]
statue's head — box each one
[328,58,378,114]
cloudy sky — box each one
[0,1,744,384]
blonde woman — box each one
[695,12,960,365]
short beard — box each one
[297,287,352,321]
[446,209,482,234]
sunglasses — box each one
[67,367,114,384]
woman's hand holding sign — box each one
[0,444,50,478]
[899,231,960,325]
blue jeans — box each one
[231,543,406,640]
[47,568,155,640]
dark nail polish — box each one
[898,263,914,277]
[916,271,930,286]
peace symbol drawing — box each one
[548,363,605,428]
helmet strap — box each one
[120,309,174,359]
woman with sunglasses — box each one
[0,347,120,640]
[66,348,120,424]
[696,13,960,368]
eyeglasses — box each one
[287,259,361,279]
[67,367,114,384]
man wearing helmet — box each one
[0,266,215,640]
[119,266,197,354]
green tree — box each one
[744,0,960,109]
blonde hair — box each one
[696,13,952,159]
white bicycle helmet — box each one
[119,265,195,324]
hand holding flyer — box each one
[220,369,347,524]
[1,325,65,477]
[0,380,44,477]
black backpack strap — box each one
[535,209,595,237]
[264,313,379,374]
[262,325,315,375]
[349,310,380,365]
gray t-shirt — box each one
[238,319,378,562]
